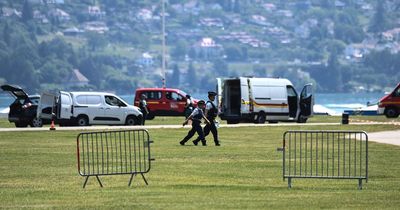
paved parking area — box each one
[367,130,400,146]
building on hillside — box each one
[48,8,70,22]
[41,0,64,4]
[136,8,153,21]
[63,27,84,36]
[135,53,154,67]
[191,37,224,60]
[83,21,109,33]
[65,69,89,88]
[382,28,400,42]
[1,7,22,18]
[88,6,106,19]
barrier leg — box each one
[96,175,103,187]
[358,179,362,190]
[83,176,89,188]
[141,173,148,185]
[288,178,292,189]
[128,174,136,187]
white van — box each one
[38,91,143,126]
[217,77,314,124]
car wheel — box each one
[255,112,266,124]
[30,117,43,127]
[15,122,28,127]
[125,116,138,125]
[76,116,89,126]
[385,107,399,118]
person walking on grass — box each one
[180,100,210,146]
[193,91,220,146]
[139,94,149,125]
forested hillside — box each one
[0,0,399,94]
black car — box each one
[1,85,46,127]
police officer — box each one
[180,100,210,146]
[184,94,193,119]
[139,94,149,125]
[194,91,220,146]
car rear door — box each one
[0,84,29,100]
[58,91,73,119]
[299,84,314,117]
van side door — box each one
[165,91,185,115]
[240,78,250,114]
[299,84,314,117]
[286,86,298,118]
[58,91,73,119]
[38,92,56,120]
[104,95,126,123]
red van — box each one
[134,88,197,119]
[378,83,400,118]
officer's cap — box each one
[208,91,217,96]
[197,100,206,105]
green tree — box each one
[9,59,39,91]
[170,64,180,87]
[186,61,197,87]
[39,59,71,84]
[325,51,343,92]
[233,0,240,13]
[213,59,228,76]
[22,0,33,23]
[225,45,244,61]
[223,0,232,11]
[86,32,107,51]
[334,24,364,43]
[3,21,11,46]
[369,0,388,33]
[171,40,188,59]
[320,0,335,9]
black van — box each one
[1,85,46,127]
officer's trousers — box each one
[181,121,205,143]
[203,119,219,145]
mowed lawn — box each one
[0,124,400,209]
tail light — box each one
[22,103,32,109]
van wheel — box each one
[255,113,266,124]
[385,107,399,118]
[125,116,138,125]
[30,117,43,127]
[76,116,89,126]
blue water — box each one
[0,93,385,114]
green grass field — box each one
[0,119,399,209]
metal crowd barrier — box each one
[280,130,368,189]
[76,129,154,188]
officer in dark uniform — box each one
[184,94,193,119]
[139,94,149,125]
[180,100,210,146]
[194,91,220,146]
